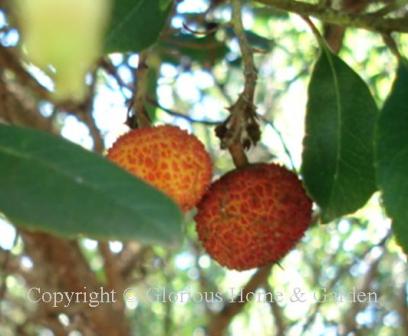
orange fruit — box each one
[107,125,212,211]
[195,163,312,270]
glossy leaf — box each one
[0,125,182,245]
[376,61,408,253]
[105,0,172,53]
[301,48,378,222]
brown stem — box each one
[77,69,105,153]
[217,0,260,162]
[0,76,54,132]
[98,242,127,313]
[339,253,383,335]
[301,232,390,333]
[228,142,249,167]
[265,284,286,336]
[256,0,408,33]
[0,231,18,310]
[231,0,257,101]
[22,231,131,336]
[301,15,326,44]
[147,97,220,125]
[208,265,273,336]
[382,33,403,60]
[324,0,370,53]
[0,46,50,100]
[131,51,152,128]
[371,0,408,17]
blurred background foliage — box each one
[0,0,407,335]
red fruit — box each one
[107,125,212,211]
[195,163,312,270]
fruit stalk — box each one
[216,0,261,154]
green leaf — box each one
[301,48,378,222]
[159,34,229,66]
[104,0,172,53]
[0,125,182,245]
[376,61,408,253]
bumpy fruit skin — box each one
[195,163,312,270]
[107,125,212,212]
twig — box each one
[228,142,249,166]
[0,231,19,318]
[100,58,133,92]
[258,115,296,170]
[191,241,225,315]
[210,70,234,105]
[79,110,104,153]
[301,231,391,333]
[118,243,157,288]
[208,265,273,336]
[370,0,408,17]
[129,51,152,129]
[147,97,220,125]
[77,69,105,153]
[0,46,50,100]
[162,253,175,336]
[98,242,126,312]
[265,283,286,336]
[182,22,220,36]
[21,231,131,336]
[382,33,403,60]
[161,35,227,51]
[301,15,326,45]
[0,77,54,132]
[318,0,331,7]
[339,251,384,335]
[231,0,257,101]
[322,0,370,54]
[215,0,259,161]
[255,0,408,33]
[99,242,123,290]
